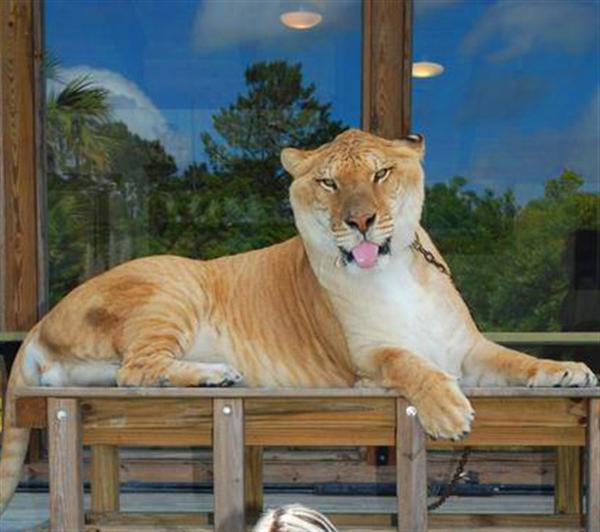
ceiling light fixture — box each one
[412,61,444,78]
[280,10,322,30]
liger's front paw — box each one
[527,361,597,388]
[412,375,475,441]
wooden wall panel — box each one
[362,0,413,139]
[0,0,44,331]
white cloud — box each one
[462,1,597,61]
[465,89,600,202]
[49,66,191,168]
[192,0,359,51]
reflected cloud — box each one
[462,1,597,61]
[415,0,460,17]
[466,89,600,201]
[458,75,547,123]
[192,0,358,51]
[49,66,191,169]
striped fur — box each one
[0,129,596,513]
[253,505,338,532]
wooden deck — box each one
[8,386,600,532]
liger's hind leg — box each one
[116,328,242,387]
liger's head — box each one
[282,129,425,271]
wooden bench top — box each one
[14,385,600,399]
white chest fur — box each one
[316,255,474,377]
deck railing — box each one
[11,386,600,532]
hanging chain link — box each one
[427,447,471,511]
[410,231,471,510]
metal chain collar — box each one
[411,231,471,510]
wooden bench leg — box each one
[245,445,263,522]
[47,398,84,532]
[91,444,120,513]
[396,398,427,532]
[555,446,582,514]
[213,398,245,532]
[587,398,599,532]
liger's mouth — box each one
[339,237,391,269]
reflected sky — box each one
[46,0,598,202]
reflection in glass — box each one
[45,0,361,306]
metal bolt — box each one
[222,405,232,416]
[406,405,418,417]
[56,409,68,421]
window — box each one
[413,0,599,332]
[45,0,362,305]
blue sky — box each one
[46,0,598,203]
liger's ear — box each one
[392,133,425,159]
[281,147,312,177]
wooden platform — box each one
[10,386,600,532]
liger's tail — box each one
[0,337,38,515]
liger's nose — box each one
[345,212,376,234]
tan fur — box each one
[0,129,596,512]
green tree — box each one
[201,61,345,202]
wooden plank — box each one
[429,513,583,528]
[14,386,600,398]
[5,331,599,346]
[432,397,587,448]
[245,397,395,446]
[244,446,263,522]
[362,0,412,138]
[5,330,598,346]
[485,332,600,346]
[81,398,212,446]
[213,398,245,532]
[15,396,46,427]
[16,395,589,447]
[0,0,40,331]
[396,398,427,532]
[47,398,83,532]
[90,445,120,513]
[555,446,582,514]
[587,398,600,532]
[32,512,585,532]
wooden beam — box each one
[396,397,427,532]
[362,0,413,138]
[555,446,582,515]
[90,445,120,513]
[47,398,83,532]
[213,398,245,532]
[0,0,43,331]
[245,446,263,522]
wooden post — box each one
[362,0,413,138]
[245,446,263,522]
[47,398,83,532]
[90,444,120,513]
[213,398,245,532]
[396,398,427,532]
[555,446,582,514]
[587,398,600,532]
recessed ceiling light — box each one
[412,61,445,78]
[280,10,323,30]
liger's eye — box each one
[374,168,391,183]
[317,178,338,191]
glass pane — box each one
[45,0,361,306]
[413,0,600,332]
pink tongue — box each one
[351,241,380,269]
